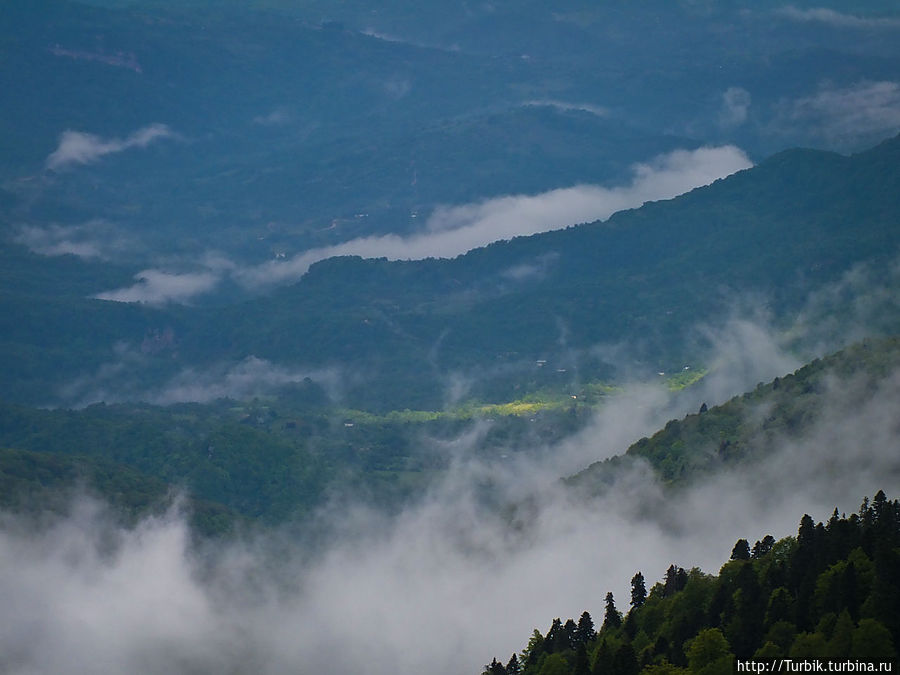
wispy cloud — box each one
[92,253,234,305]
[775,81,900,146]
[58,345,344,408]
[776,6,900,29]
[719,87,751,128]
[146,357,342,406]
[252,108,292,126]
[236,146,752,289]
[94,269,221,305]
[522,100,608,117]
[46,123,174,171]
[4,334,899,674]
[13,220,135,260]
[86,145,750,303]
[21,277,900,672]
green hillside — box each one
[1,331,897,537]
[481,492,900,673]
[0,390,597,524]
[4,135,900,410]
[0,446,235,535]
[189,136,900,410]
[567,337,900,493]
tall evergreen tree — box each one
[561,619,578,651]
[764,587,794,628]
[840,561,859,621]
[573,643,591,675]
[524,630,544,666]
[592,639,614,675]
[731,539,751,561]
[751,535,775,559]
[663,565,688,597]
[792,514,819,630]
[544,618,562,654]
[725,562,765,658]
[611,643,640,675]
[631,572,647,608]
[576,611,596,644]
[603,591,623,630]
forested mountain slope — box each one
[2,334,898,539]
[187,136,900,408]
[481,493,900,673]
[4,135,900,410]
[566,337,900,492]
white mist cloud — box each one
[383,76,412,99]
[46,123,174,170]
[145,357,342,406]
[522,100,609,117]
[87,145,750,302]
[94,268,221,305]
[13,220,135,260]
[252,108,292,126]
[776,6,900,29]
[693,311,804,407]
[0,502,233,675]
[4,347,899,674]
[719,87,751,128]
[776,81,900,146]
[57,347,343,408]
[236,146,752,289]
[787,256,900,354]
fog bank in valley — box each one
[2,309,899,675]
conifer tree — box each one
[603,591,622,630]
[561,619,578,651]
[792,514,818,630]
[751,535,775,559]
[624,609,639,640]
[725,562,765,658]
[840,561,859,621]
[731,538,751,560]
[544,618,562,654]
[573,643,591,675]
[764,587,794,628]
[663,565,688,597]
[611,643,639,675]
[576,611,596,644]
[592,639,614,675]
[524,630,544,666]
[631,572,647,608]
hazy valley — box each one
[2,1,900,673]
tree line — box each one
[483,492,899,674]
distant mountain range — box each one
[3,0,900,260]
[4,133,899,410]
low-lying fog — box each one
[3,271,900,674]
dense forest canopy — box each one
[482,493,900,674]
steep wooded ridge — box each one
[566,337,900,491]
[4,135,900,410]
[209,136,900,409]
[480,493,900,674]
[2,335,898,538]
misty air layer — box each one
[1,1,900,673]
